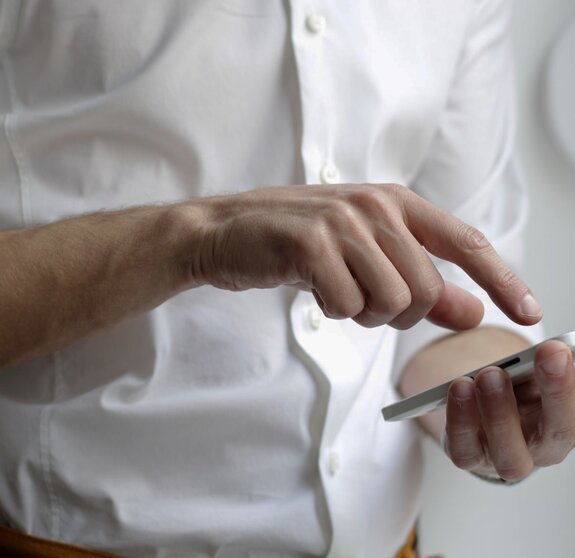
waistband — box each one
[394,528,418,558]
[0,525,119,557]
[0,525,417,558]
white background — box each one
[419,1,575,557]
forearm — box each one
[0,181,542,371]
[0,203,204,368]
[399,327,531,442]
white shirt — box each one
[0,1,541,557]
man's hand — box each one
[445,339,575,481]
[191,183,542,330]
[0,183,542,368]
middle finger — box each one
[475,367,533,481]
[374,222,444,330]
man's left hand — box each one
[444,339,575,481]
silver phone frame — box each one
[381,330,575,422]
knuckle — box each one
[369,286,413,329]
[337,299,364,320]
[325,197,370,239]
[385,287,412,317]
[329,198,359,225]
[384,182,409,200]
[389,279,442,330]
[539,459,559,468]
[303,223,331,257]
[351,186,403,222]
[446,423,476,438]
[321,291,365,322]
[414,275,445,309]
[323,305,348,320]
[347,188,380,210]
[535,454,562,468]
[353,309,383,329]
[454,222,491,253]
[493,267,521,294]
[548,426,575,447]
[389,316,418,331]
[451,454,483,471]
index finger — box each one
[404,193,542,326]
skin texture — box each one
[2,182,567,477]
[193,184,540,332]
[400,328,575,481]
[0,183,540,367]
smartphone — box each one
[381,330,575,422]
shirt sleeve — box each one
[392,0,543,382]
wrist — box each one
[161,199,215,291]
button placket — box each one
[302,11,336,187]
[290,3,333,188]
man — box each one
[0,1,573,557]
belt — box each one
[0,524,418,558]
[0,525,119,557]
[394,528,418,558]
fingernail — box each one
[477,368,505,393]
[540,351,568,376]
[451,378,474,401]
[519,293,543,318]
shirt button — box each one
[307,306,322,330]
[327,452,340,476]
[305,13,327,34]
[320,162,340,184]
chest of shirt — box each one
[1,0,473,225]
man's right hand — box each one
[188,183,542,331]
[0,183,542,368]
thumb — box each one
[426,282,484,331]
